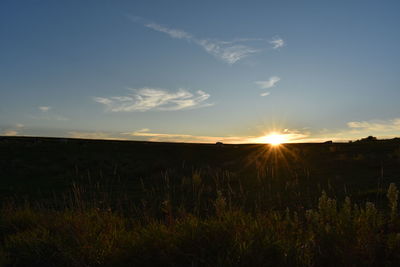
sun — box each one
[262,133,286,146]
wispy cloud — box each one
[299,118,400,142]
[347,118,400,132]
[145,23,192,40]
[61,127,342,144]
[122,128,312,144]
[68,131,124,140]
[270,37,285,49]
[255,76,281,89]
[134,18,284,64]
[260,92,271,97]
[255,76,281,96]
[0,123,25,136]
[64,118,400,144]
[196,39,259,64]
[39,106,51,112]
[30,114,69,121]
[94,88,212,112]
[123,129,254,143]
[1,130,18,136]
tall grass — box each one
[1,168,400,266]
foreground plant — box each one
[0,184,399,266]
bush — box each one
[1,181,400,266]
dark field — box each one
[1,136,400,266]
[1,136,400,205]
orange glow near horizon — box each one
[260,133,287,146]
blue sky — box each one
[1,0,400,143]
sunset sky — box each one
[1,0,400,143]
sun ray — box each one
[261,133,287,146]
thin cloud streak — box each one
[145,23,192,40]
[270,37,285,49]
[300,118,400,142]
[347,118,400,132]
[1,130,18,136]
[255,76,281,89]
[123,129,256,143]
[68,131,125,140]
[260,92,271,97]
[29,115,69,121]
[0,123,25,137]
[197,39,259,64]
[122,128,313,144]
[138,20,283,64]
[39,106,51,112]
[94,88,212,112]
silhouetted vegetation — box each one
[1,136,400,266]
[356,136,378,143]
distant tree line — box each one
[352,136,400,143]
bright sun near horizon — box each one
[262,133,286,146]
[1,1,400,143]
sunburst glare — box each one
[261,133,287,146]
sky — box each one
[1,0,400,143]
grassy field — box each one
[1,136,400,266]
